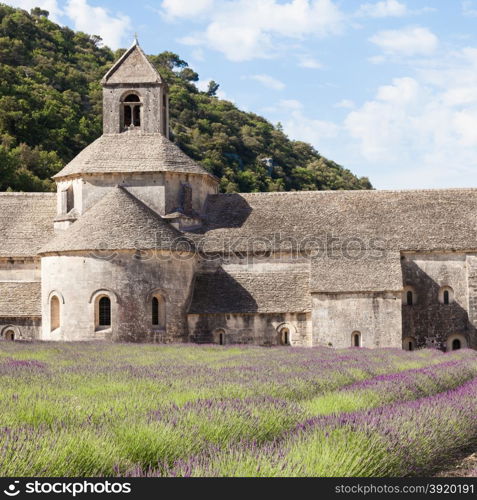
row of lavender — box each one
[0,343,475,476]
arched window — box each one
[152,297,159,326]
[151,294,166,329]
[403,286,416,306]
[50,295,60,332]
[439,287,454,305]
[122,93,142,130]
[98,296,111,327]
[452,338,461,350]
[352,331,361,347]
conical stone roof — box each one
[39,187,195,255]
[53,133,214,179]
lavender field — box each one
[1,343,477,477]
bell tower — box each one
[101,40,169,137]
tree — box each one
[206,80,220,97]
[30,8,49,18]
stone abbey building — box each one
[1,42,476,351]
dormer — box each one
[101,41,169,136]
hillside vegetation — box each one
[0,4,372,192]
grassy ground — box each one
[0,342,476,477]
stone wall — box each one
[312,292,402,348]
[401,253,472,350]
[40,251,196,342]
[55,173,217,221]
[0,317,41,341]
[102,85,168,136]
[0,258,40,281]
[187,312,312,346]
[466,255,477,350]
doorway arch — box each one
[1,326,20,341]
[277,324,296,346]
[446,334,467,351]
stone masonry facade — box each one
[1,42,476,351]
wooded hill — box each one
[0,4,372,192]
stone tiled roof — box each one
[197,189,477,252]
[39,187,194,254]
[53,133,215,179]
[311,252,403,293]
[192,188,477,292]
[0,282,41,317]
[0,193,56,258]
[189,269,311,314]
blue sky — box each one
[6,0,477,189]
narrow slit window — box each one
[443,290,450,305]
[152,297,159,326]
[151,295,165,329]
[50,296,60,331]
[406,290,413,306]
[98,297,111,327]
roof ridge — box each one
[211,187,477,197]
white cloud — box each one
[249,74,285,90]
[161,0,215,19]
[345,77,421,161]
[357,0,407,18]
[169,0,344,61]
[298,56,323,69]
[462,0,477,17]
[369,26,438,56]
[335,99,355,109]
[279,99,303,110]
[368,55,386,64]
[64,0,131,49]
[5,0,62,21]
[191,48,205,61]
[196,80,210,92]
[283,109,339,145]
[339,49,477,188]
